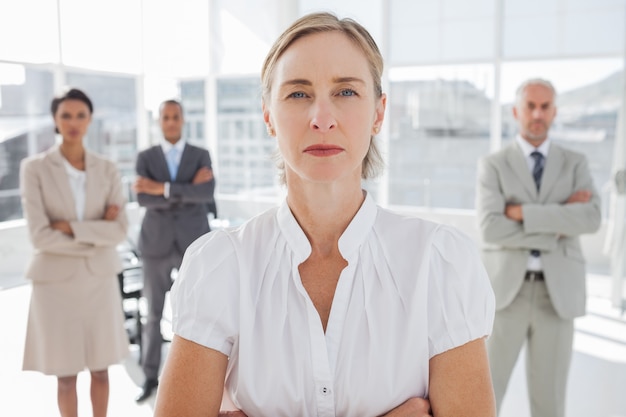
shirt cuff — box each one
[164,182,170,199]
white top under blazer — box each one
[171,192,495,417]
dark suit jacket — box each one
[136,143,216,257]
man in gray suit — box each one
[476,79,601,417]
[133,100,216,402]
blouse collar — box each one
[276,191,378,263]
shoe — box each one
[135,378,158,403]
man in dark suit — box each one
[476,79,601,417]
[133,100,216,402]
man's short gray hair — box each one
[515,78,557,107]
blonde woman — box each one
[155,13,495,417]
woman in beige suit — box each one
[20,88,129,417]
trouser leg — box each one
[141,254,176,380]
[488,282,533,415]
[526,281,574,417]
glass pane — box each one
[443,0,494,19]
[0,66,55,221]
[180,80,206,149]
[60,0,141,72]
[562,10,624,56]
[216,77,276,195]
[143,0,210,76]
[388,65,493,208]
[390,0,494,64]
[504,0,625,58]
[0,0,60,63]
[66,72,138,180]
[500,59,623,217]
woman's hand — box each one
[103,204,119,221]
[50,221,73,236]
[218,412,247,417]
[382,397,432,416]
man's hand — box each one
[134,176,165,196]
[103,204,119,221]
[381,397,432,417]
[193,167,213,184]
[565,189,591,204]
[50,220,73,236]
[505,204,523,222]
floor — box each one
[0,274,625,417]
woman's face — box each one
[54,99,92,143]
[264,31,386,185]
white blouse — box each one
[63,159,86,221]
[171,192,495,417]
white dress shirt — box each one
[63,159,86,221]
[171,192,495,417]
[515,134,551,271]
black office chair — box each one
[117,240,144,362]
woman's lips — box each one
[304,144,344,157]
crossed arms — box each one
[153,335,495,417]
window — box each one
[387,65,493,208]
[0,66,55,221]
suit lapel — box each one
[155,146,172,181]
[84,151,101,219]
[506,143,537,198]
[539,144,564,202]
[47,147,78,220]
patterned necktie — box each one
[167,147,179,181]
[531,151,544,191]
[530,151,544,258]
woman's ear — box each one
[373,93,386,132]
[263,101,275,137]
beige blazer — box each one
[20,145,128,282]
[476,142,601,319]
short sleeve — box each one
[427,225,495,358]
[170,230,240,356]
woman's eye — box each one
[339,89,357,97]
[288,91,307,99]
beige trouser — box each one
[487,279,574,417]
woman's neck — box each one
[59,142,86,169]
[286,178,365,255]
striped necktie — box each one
[531,151,544,191]
[530,150,544,258]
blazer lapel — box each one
[506,143,537,198]
[84,151,102,219]
[539,144,564,202]
[48,147,78,220]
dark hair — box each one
[159,99,184,117]
[50,88,94,134]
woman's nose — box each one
[310,100,337,132]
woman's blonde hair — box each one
[261,12,385,183]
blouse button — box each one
[320,387,331,396]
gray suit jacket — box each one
[476,141,601,319]
[136,143,215,258]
